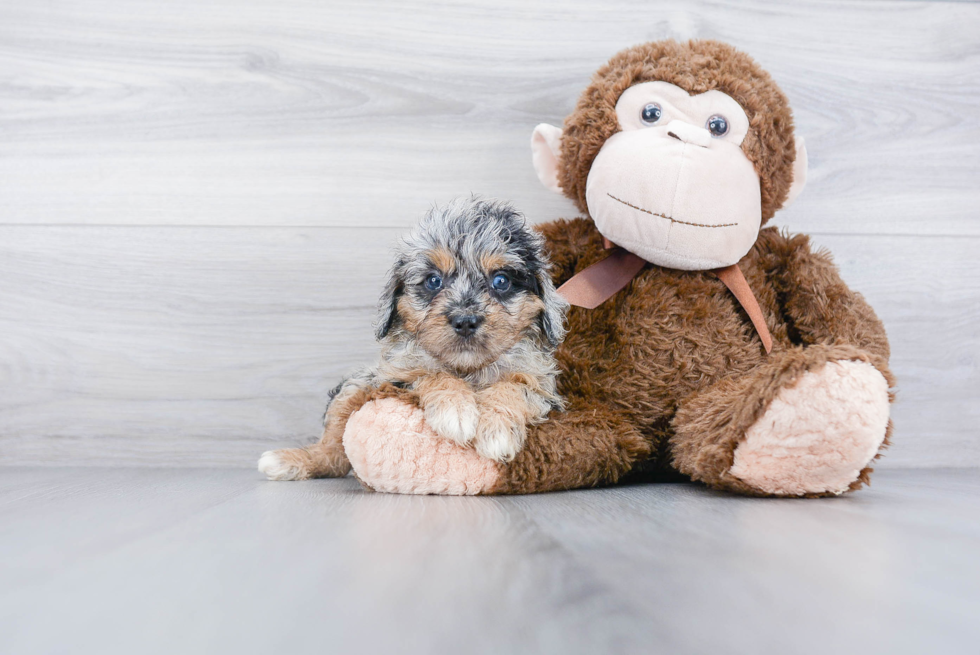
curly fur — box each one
[258,197,569,479]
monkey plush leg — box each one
[494,399,651,493]
[670,344,893,497]
[344,398,650,495]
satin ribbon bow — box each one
[555,239,773,354]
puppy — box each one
[259,197,568,481]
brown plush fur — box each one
[482,40,894,496]
[488,221,893,496]
[495,398,651,493]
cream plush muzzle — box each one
[585,122,762,270]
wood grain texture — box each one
[0,227,394,465]
[0,0,978,235]
[0,227,976,467]
[0,0,977,467]
[0,468,977,654]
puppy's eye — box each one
[491,273,511,292]
[640,103,662,125]
[424,274,443,291]
[706,114,729,137]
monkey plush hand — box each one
[343,40,894,497]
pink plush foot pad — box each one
[730,360,890,496]
[343,398,500,495]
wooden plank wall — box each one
[1,0,977,468]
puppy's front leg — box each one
[475,377,555,463]
[415,373,479,445]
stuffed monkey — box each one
[329,40,895,497]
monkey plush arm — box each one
[758,229,891,367]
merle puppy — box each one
[259,197,568,480]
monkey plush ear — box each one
[531,124,564,194]
[782,136,808,209]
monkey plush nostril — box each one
[450,314,484,337]
[664,120,712,148]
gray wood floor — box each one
[1,467,977,655]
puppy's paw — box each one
[258,449,308,481]
[424,393,479,445]
[474,411,526,463]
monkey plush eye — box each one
[491,273,512,292]
[424,273,443,291]
[706,114,729,137]
[640,103,663,125]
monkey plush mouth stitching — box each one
[606,193,738,229]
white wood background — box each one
[0,0,977,468]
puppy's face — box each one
[376,199,567,373]
[400,248,545,371]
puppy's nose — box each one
[450,314,484,337]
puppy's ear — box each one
[534,268,568,348]
[375,264,403,340]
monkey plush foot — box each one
[343,398,501,495]
[729,360,890,496]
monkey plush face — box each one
[531,40,808,271]
[587,81,761,269]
